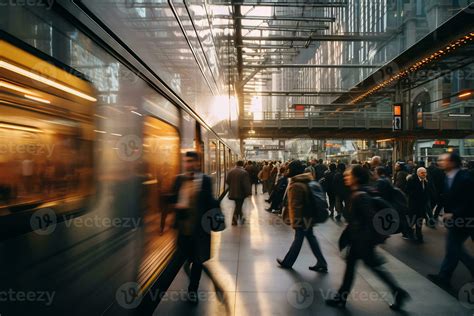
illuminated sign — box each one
[393,103,402,131]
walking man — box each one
[428,153,474,287]
[227,160,252,225]
[276,160,328,273]
[170,151,219,304]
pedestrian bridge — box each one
[241,111,474,139]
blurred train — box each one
[0,14,238,316]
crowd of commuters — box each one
[170,150,474,309]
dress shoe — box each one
[276,258,292,269]
[390,288,410,310]
[427,274,451,288]
[309,265,328,273]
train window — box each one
[0,108,94,215]
[0,38,96,236]
[139,116,180,288]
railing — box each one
[242,111,474,131]
[242,111,393,129]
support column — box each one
[392,138,415,163]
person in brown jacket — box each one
[227,160,252,225]
[276,160,328,272]
[260,161,271,193]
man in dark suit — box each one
[170,151,218,304]
[406,167,434,243]
[227,160,251,225]
[428,153,474,287]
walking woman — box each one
[326,165,410,310]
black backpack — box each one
[305,180,329,224]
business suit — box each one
[438,170,474,280]
[406,175,434,242]
[170,173,218,291]
[227,166,251,224]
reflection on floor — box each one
[154,187,473,316]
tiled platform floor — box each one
[154,186,473,316]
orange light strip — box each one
[351,32,474,104]
[0,60,97,102]
[0,80,38,96]
[0,123,43,133]
[24,94,51,104]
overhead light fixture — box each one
[0,60,97,102]
[448,113,471,117]
[24,94,51,104]
[376,138,394,143]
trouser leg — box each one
[338,248,358,297]
[282,228,305,267]
[328,193,336,214]
[305,227,327,266]
[440,229,470,279]
[439,228,463,279]
[233,199,244,223]
[415,213,423,240]
[188,261,203,292]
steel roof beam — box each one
[244,91,350,96]
[242,34,389,42]
[215,15,336,22]
[210,1,348,8]
[246,64,381,68]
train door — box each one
[209,140,218,198]
[219,142,226,196]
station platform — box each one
[154,187,473,316]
